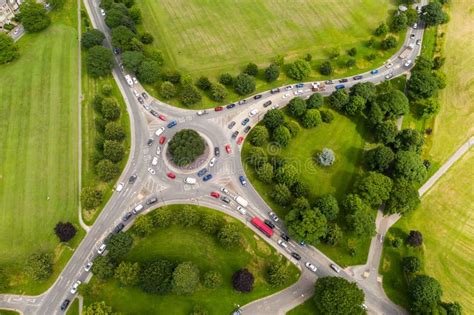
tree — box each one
[408,275,443,313]
[419,98,440,118]
[267,262,290,287]
[133,215,154,236]
[0,33,19,64]
[54,222,77,242]
[313,277,365,315]
[406,230,423,247]
[345,58,356,68]
[291,180,308,198]
[180,84,202,106]
[374,22,388,36]
[114,261,139,286]
[25,252,53,280]
[86,45,114,77]
[232,269,254,292]
[140,32,154,44]
[121,50,145,72]
[343,95,366,116]
[81,29,105,49]
[111,26,139,52]
[317,148,335,167]
[256,163,274,184]
[433,71,447,89]
[105,6,133,29]
[365,145,395,172]
[195,76,212,91]
[293,197,311,211]
[129,6,142,24]
[306,93,323,109]
[246,147,267,168]
[249,126,269,146]
[219,73,233,86]
[407,70,439,99]
[209,83,228,102]
[285,120,300,137]
[81,187,103,209]
[176,206,201,227]
[264,63,280,82]
[414,56,433,72]
[139,259,175,294]
[107,232,133,260]
[272,125,291,147]
[405,8,419,25]
[137,59,160,84]
[402,256,421,274]
[168,129,205,166]
[433,56,445,70]
[203,270,223,289]
[101,98,120,120]
[329,89,349,111]
[103,140,124,163]
[367,102,384,126]
[151,207,173,228]
[377,89,409,118]
[286,59,311,80]
[375,121,398,144]
[159,81,176,99]
[394,129,424,154]
[199,213,223,235]
[286,208,328,243]
[390,12,408,32]
[234,73,256,95]
[421,2,448,27]
[96,159,119,181]
[301,109,321,129]
[243,62,258,76]
[85,301,114,315]
[381,35,398,50]
[92,256,115,279]
[320,110,335,123]
[314,195,339,221]
[104,122,125,141]
[271,184,292,205]
[172,261,200,295]
[274,164,298,187]
[355,172,393,207]
[394,150,427,184]
[288,97,307,117]
[263,109,285,131]
[217,223,241,249]
[322,223,343,246]
[18,0,51,33]
[350,82,376,101]
[319,61,333,75]
[441,302,462,315]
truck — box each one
[399,46,413,60]
[234,195,248,208]
[251,217,273,237]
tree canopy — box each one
[313,277,366,315]
[408,275,443,313]
[172,261,200,295]
[86,46,114,77]
[168,129,205,166]
[355,171,393,207]
[233,73,256,95]
[286,59,311,80]
[18,0,51,33]
[0,33,19,64]
[81,29,105,49]
[286,208,328,243]
[394,150,427,184]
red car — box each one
[210,191,220,198]
[225,144,232,154]
[158,115,166,121]
[167,172,176,179]
[214,106,223,111]
[237,136,244,145]
[159,136,166,144]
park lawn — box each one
[287,298,320,315]
[84,205,300,314]
[0,311,19,315]
[0,0,82,293]
[66,298,79,315]
[380,150,474,312]
[242,108,372,266]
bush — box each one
[232,269,254,292]
[306,93,323,109]
[96,159,120,181]
[247,147,267,168]
[301,109,322,128]
[180,84,202,106]
[272,125,291,147]
[286,59,311,80]
[271,184,292,205]
[86,45,114,77]
[381,35,398,50]
[406,230,423,247]
[101,98,120,121]
[0,33,19,64]
[203,270,223,289]
[317,148,335,166]
[168,129,205,166]
[103,140,124,163]
[160,81,176,99]
[234,73,256,95]
[374,22,388,36]
[217,223,241,249]
[264,63,280,82]
[319,61,333,75]
[25,252,53,281]
[402,256,421,274]
[243,62,258,76]
[345,58,356,68]
[140,32,154,44]
[196,76,212,91]
[320,110,335,123]
[54,222,77,242]
[81,187,103,209]
[81,29,105,49]
[249,126,269,146]
[218,73,233,86]
[104,122,125,141]
[285,120,300,137]
[267,262,290,287]
[256,163,274,184]
[172,262,200,295]
[209,83,228,102]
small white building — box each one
[0,0,22,29]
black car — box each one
[128,174,137,184]
[238,99,247,105]
[122,212,133,222]
[244,126,251,133]
[264,219,275,229]
[113,47,121,55]
[339,78,348,83]
[353,75,363,80]
[60,299,70,311]
[253,94,262,100]
[291,252,301,261]
[228,121,236,129]
[226,103,236,109]
[150,109,159,117]
[114,223,125,234]
[281,233,290,242]
[141,92,148,99]
[270,88,280,94]
[263,100,272,107]
[137,96,144,104]
[147,138,154,146]
[221,196,231,204]
[231,131,239,139]
[146,197,158,205]
[214,147,220,156]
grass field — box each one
[381,150,474,311]
[0,1,80,292]
[427,0,474,164]
[66,299,79,315]
[287,298,320,315]
[84,205,300,314]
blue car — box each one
[370,69,379,75]
[241,118,250,126]
[167,120,177,128]
[335,84,345,90]
[197,168,208,177]
[226,103,236,109]
[203,174,213,182]
[239,175,247,186]
[295,83,304,88]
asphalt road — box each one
[0,0,441,314]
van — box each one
[184,177,197,185]
[155,127,165,137]
[132,204,144,214]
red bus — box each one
[251,217,273,237]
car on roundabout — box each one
[241,118,250,125]
[167,172,176,179]
[237,136,244,145]
[148,167,156,175]
[159,136,166,145]
[167,120,177,128]
[209,157,217,167]
[155,127,165,137]
[239,175,247,186]
[128,174,137,184]
[197,168,208,177]
[210,191,220,198]
[158,114,166,121]
[203,174,213,182]
[225,144,232,154]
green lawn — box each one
[0,310,19,315]
[287,298,320,315]
[0,1,82,293]
[66,298,79,315]
[380,150,474,312]
[242,107,372,266]
[84,205,300,314]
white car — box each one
[148,167,156,175]
[155,127,165,137]
[413,23,418,29]
[151,156,158,166]
[220,187,229,194]
[100,9,105,16]
[70,280,82,294]
[13,28,19,35]
[305,262,317,273]
[385,72,394,80]
[282,93,290,99]
[209,157,216,167]
[330,263,341,273]
[132,77,138,84]
[84,262,93,272]
[196,110,207,116]
[143,104,150,111]
[236,206,246,215]
[249,109,259,118]
[133,89,139,97]
[132,204,144,214]
[404,59,413,67]
[277,239,288,249]
[271,104,280,110]
[385,62,393,69]
[98,244,106,255]
[156,146,161,155]
[115,182,124,192]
